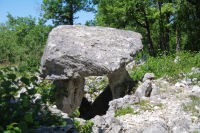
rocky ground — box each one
[34,67,200,133]
[91,70,200,133]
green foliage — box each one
[41,0,96,25]
[0,67,64,132]
[74,120,94,133]
[0,14,52,68]
[130,51,200,82]
[96,0,200,54]
[115,106,136,117]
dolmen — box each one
[40,25,143,115]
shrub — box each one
[115,106,136,117]
[0,67,64,132]
[130,51,200,82]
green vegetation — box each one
[0,67,64,132]
[130,51,200,82]
[0,0,200,132]
[74,120,94,133]
[0,14,52,68]
[96,0,200,55]
[115,106,136,117]
[133,100,164,112]
[41,0,96,25]
[182,95,200,116]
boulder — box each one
[135,80,153,98]
[40,25,143,115]
[143,73,155,82]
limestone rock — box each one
[30,125,79,133]
[40,25,143,80]
[142,123,168,133]
[143,73,155,82]
[40,25,143,115]
[135,80,153,98]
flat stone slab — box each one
[40,25,143,80]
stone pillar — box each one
[53,77,85,115]
[108,68,135,99]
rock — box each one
[108,68,135,99]
[40,25,143,115]
[91,115,123,133]
[143,73,155,82]
[106,95,139,117]
[175,82,186,87]
[151,83,160,96]
[53,78,85,115]
[135,80,153,98]
[126,60,136,71]
[172,119,190,133]
[191,67,200,74]
[174,56,180,64]
[30,125,79,133]
[142,123,168,133]
[40,25,143,80]
[191,85,200,96]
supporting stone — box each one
[53,78,85,115]
[108,68,135,99]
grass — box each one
[133,100,164,112]
[182,95,200,116]
[130,51,200,82]
[115,106,136,117]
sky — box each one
[0,0,95,25]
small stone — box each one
[143,73,155,82]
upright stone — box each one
[40,25,143,115]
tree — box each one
[41,0,95,25]
[96,0,156,56]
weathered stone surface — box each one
[40,25,143,80]
[108,68,135,99]
[53,78,85,115]
[143,73,155,82]
[142,123,168,133]
[40,25,143,115]
[30,125,79,133]
[135,80,153,98]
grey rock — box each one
[106,95,139,117]
[40,25,143,115]
[172,119,190,133]
[143,73,155,82]
[191,85,200,96]
[174,56,180,64]
[142,123,168,133]
[29,125,79,133]
[108,68,135,99]
[135,80,153,98]
[53,78,85,115]
[91,115,123,133]
[151,83,160,96]
[40,25,143,80]
[191,67,200,74]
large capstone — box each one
[40,25,143,115]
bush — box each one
[130,51,200,82]
[0,67,64,132]
[0,14,52,68]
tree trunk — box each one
[157,0,165,51]
[69,1,74,25]
[143,9,155,56]
[176,29,181,53]
[165,12,170,52]
[146,25,155,56]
